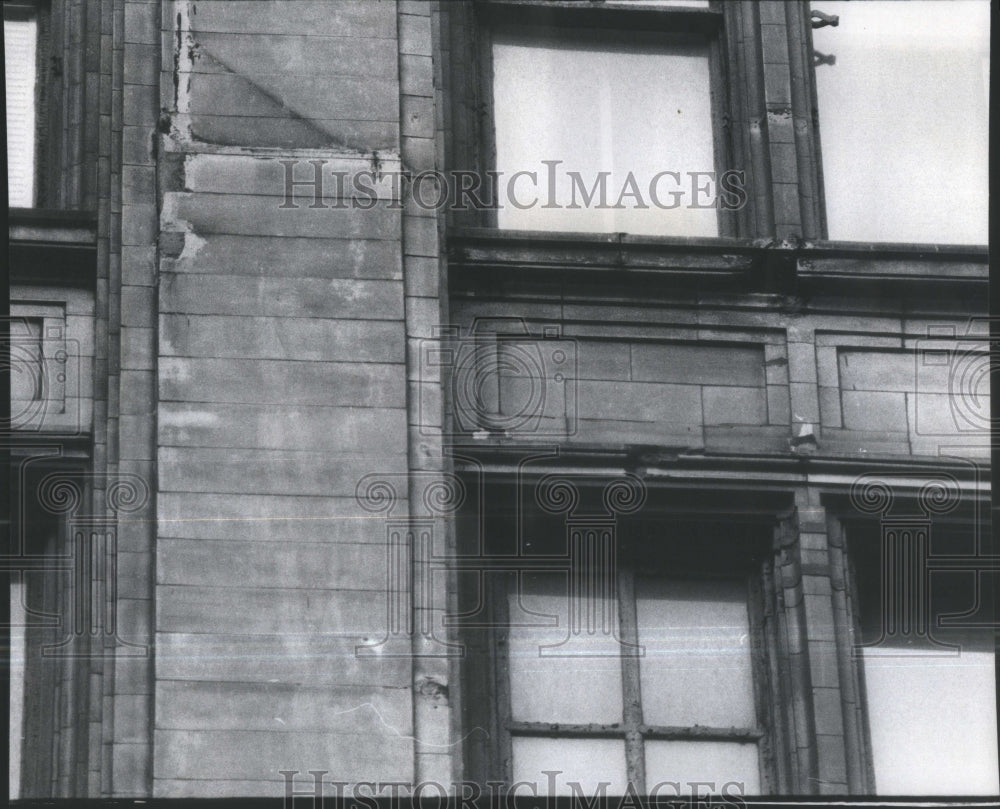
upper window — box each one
[482,2,729,237]
[4,3,40,208]
[811,0,989,244]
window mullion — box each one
[617,565,646,793]
[758,552,793,793]
[735,2,776,238]
[707,30,737,238]
[828,518,875,794]
[783,0,826,240]
[507,722,627,737]
[747,565,776,794]
[494,572,516,781]
[474,19,500,229]
[639,724,762,742]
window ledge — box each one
[803,238,987,258]
[448,228,988,294]
[452,442,990,487]
[9,208,97,288]
[796,240,987,291]
[449,228,756,281]
[9,208,97,246]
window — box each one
[847,521,998,795]
[505,572,763,794]
[479,2,730,237]
[8,464,74,799]
[4,3,40,207]
[811,0,989,244]
[465,507,777,797]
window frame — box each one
[459,490,801,795]
[460,0,743,238]
[804,0,991,247]
[494,568,773,793]
[825,503,997,795]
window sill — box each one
[452,442,989,490]
[447,227,987,295]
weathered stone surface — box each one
[159,357,405,408]
[153,729,412,782]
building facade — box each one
[5,0,995,799]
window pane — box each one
[512,737,628,795]
[812,1,989,244]
[9,582,26,799]
[635,578,755,727]
[862,649,998,795]
[644,740,760,794]
[508,573,624,724]
[850,523,999,795]
[4,15,37,207]
[492,29,718,236]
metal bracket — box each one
[811,10,840,29]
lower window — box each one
[848,521,998,795]
[9,464,71,799]
[465,511,777,797]
[507,572,763,795]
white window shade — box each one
[512,737,629,795]
[492,28,718,236]
[5,15,38,208]
[862,648,998,795]
[635,578,756,728]
[637,578,761,793]
[645,740,761,794]
[507,572,624,724]
[812,0,989,244]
